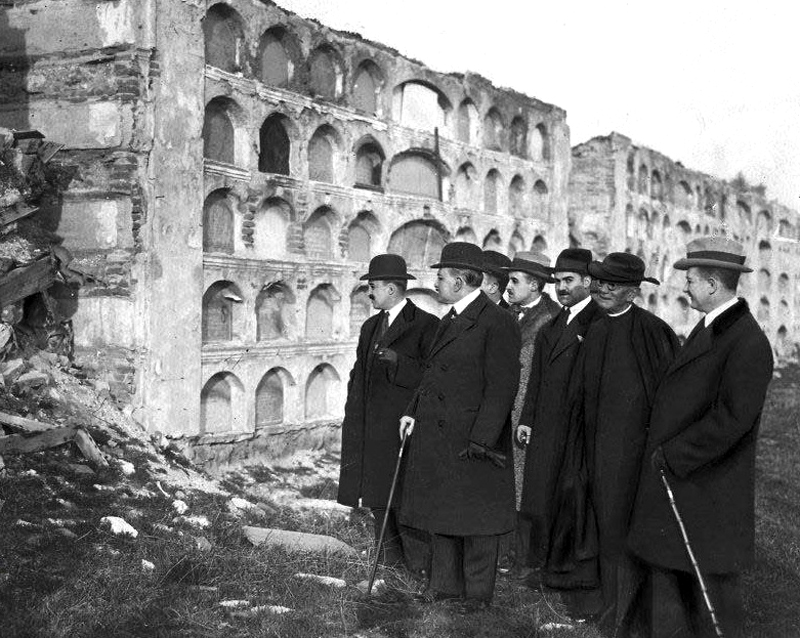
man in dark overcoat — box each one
[338,254,438,567]
[399,242,521,606]
[628,237,774,638]
[577,253,679,635]
[480,249,512,309]
[516,248,602,609]
[502,251,560,579]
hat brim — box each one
[430,261,483,270]
[673,257,753,273]
[502,265,555,282]
[359,273,416,280]
[588,261,660,285]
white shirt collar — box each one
[565,295,592,324]
[521,295,543,310]
[607,303,633,318]
[385,298,407,327]
[451,287,482,315]
[704,297,739,328]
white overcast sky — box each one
[275,0,799,210]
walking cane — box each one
[660,469,724,638]
[366,429,409,596]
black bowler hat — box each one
[588,252,660,285]
[552,248,593,275]
[359,254,416,280]
[430,242,484,270]
[480,250,512,276]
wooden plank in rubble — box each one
[0,257,56,306]
[0,410,53,433]
[0,203,39,227]
[0,426,77,455]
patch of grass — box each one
[298,477,338,500]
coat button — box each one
[440,363,449,371]
[438,393,445,401]
[437,419,445,427]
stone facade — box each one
[570,133,800,360]
[0,0,570,460]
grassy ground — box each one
[1,369,799,637]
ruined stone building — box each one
[570,132,800,358]
[0,0,570,460]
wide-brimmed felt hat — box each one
[359,254,416,280]
[552,248,593,275]
[479,250,512,276]
[673,236,753,272]
[431,242,485,270]
[588,252,659,285]
[502,251,554,281]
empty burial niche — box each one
[350,285,372,336]
[200,372,244,434]
[638,164,649,195]
[508,175,526,217]
[256,281,295,341]
[257,27,300,87]
[304,206,336,260]
[253,198,290,258]
[758,297,770,322]
[354,139,384,188]
[203,3,244,73]
[508,231,525,258]
[532,234,547,253]
[394,81,451,132]
[510,116,528,158]
[202,281,243,343]
[203,98,237,165]
[306,284,340,340]
[203,190,235,254]
[389,152,441,199]
[308,45,341,99]
[676,296,691,324]
[483,107,505,151]
[484,169,500,213]
[483,229,502,252]
[388,220,447,270]
[308,125,339,182]
[454,163,477,208]
[353,60,382,115]
[455,227,478,244]
[305,364,341,420]
[651,170,663,201]
[532,180,549,218]
[256,368,292,427]
[457,99,479,144]
[346,211,378,262]
[259,114,291,175]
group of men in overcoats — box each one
[338,235,773,636]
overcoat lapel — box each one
[548,303,594,363]
[383,300,414,347]
[427,294,484,358]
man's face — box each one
[506,271,538,305]
[593,280,638,314]
[553,271,590,308]
[368,280,394,310]
[684,267,713,313]
[435,268,460,304]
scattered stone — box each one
[152,523,173,535]
[100,516,138,538]
[228,497,260,516]
[293,498,351,517]
[219,600,250,609]
[242,526,358,558]
[55,498,76,509]
[172,499,188,515]
[124,508,144,520]
[174,515,210,529]
[355,579,386,594]
[73,429,108,467]
[1,358,25,383]
[194,536,212,551]
[141,559,155,573]
[188,585,218,593]
[231,605,293,618]
[293,573,346,588]
[15,370,49,388]
[67,463,95,476]
[540,623,575,631]
[174,490,187,500]
[20,469,37,476]
[256,502,278,517]
[47,518,77,527]
[15,519,36,528]
[54,528,78,540]
[116,460,135,476]
[92,484,115,492]
[29,353,53,372]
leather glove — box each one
[651,445,670,472]
[376,347,398,364]
[458,441,507,468]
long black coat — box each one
[337,299,438,508]
[399,291,521,536]
[518,300,602,570]
[628,300,773,575]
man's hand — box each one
[377,347,398,364]
[516,425,532,446]
[399,415,416,439]
[651,446,669,472]
[458,441,507,468]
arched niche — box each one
[346,211,380,262]
[388,151,446,199]
[510,116,528,158]
[203,4,244,73]
[257,26,301,87]
[651,170,663,201]
[354,137,385,189]
[349,284,372,336]
[626,153,636,191]
[203,190,235,254]
[304,206,337,260]
[484,169,501,214]
[532,234,548,252]
[778,272,790,295]
[253,197,292,259]
[508,231,525,259]
[388,220,448,270]
[393,80,452,132]
[308,124,340,183]
[483,107,505,151]
[352,59,383,116]
[308,44,343,99]
[305,364,342,420]
[203,97,243,165]
[306,283,340,340]
[756,210,773,236]
[638,164,649,195]
[509,175,526,218]
[259,113,291,175]
[202,281,243,343]
[455,227,478,244]
[455,162,478,208]
[482,229,503,251]
[201,371,245,434]
[256,281,295,341]
[532,179,549,218]
[457,98,479,144]
[676,181,694,209]
[757,297,770,322]
[256,368,294,427]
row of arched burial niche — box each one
[200,363,341,433]
[202,4,552,157]
[202,192,549,263]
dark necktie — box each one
[555,306,570,329]
[433,307,457,344]
[372,311,389,354]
